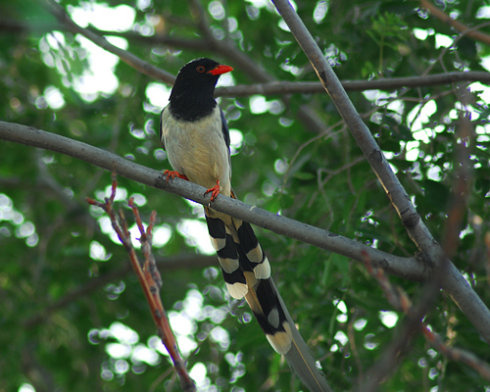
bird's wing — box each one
[159,107,166,150]
[219,108,231,150]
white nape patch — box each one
[253,258,271,279]
[246,247,263,263]
[226,282,248,299]
[266,322,292,355]
[217,257,239,274]
[267,308,280,328]
[210,236,226,251]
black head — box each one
[169,58,233,121]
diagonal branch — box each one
[2,121,489,342]
[270,0,490,343]
[420,0,490,45]
[44,0,175,84]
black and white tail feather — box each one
[205,207,330,392]
[160,58,331,392]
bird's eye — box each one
[196,65,206,73]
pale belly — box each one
[161,106,231,196]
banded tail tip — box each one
[253,257,271,279]
[226,282,248,299]
[210,236,226,251]
[266,321,293,355]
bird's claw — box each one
[163,170,188,181]
[204,180,221,202]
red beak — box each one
[208,64,233,76]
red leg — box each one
[204,179,221,202]
[163,170,188,181]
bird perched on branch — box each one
[160,57,330,392]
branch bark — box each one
[271,0,490,344]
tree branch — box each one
[2,120,489,340]
[215,71,490,96]
[44,0,175,85]
[270,0,490,343]
[0,121,426,276]
[420,0,490,45]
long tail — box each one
[205,207,331,392]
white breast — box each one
[161,106,232,196]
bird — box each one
[160,57,331,392]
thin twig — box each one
[87,177,195,392]
[420,0,490,45]
[2,121,489,340]
[358,87,480,389]
[44,0,175,84]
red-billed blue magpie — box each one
[160,58,330,392]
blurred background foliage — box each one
[0,0,489,391]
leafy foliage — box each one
[0,0,488,391]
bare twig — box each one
[2,120,489,340]
[87,177,195,392]
[422,326,490,380]
[420,0,490,45]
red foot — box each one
[163,170,188,181]
[204,180,221,202]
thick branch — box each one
[271,0,490,343]
[0,121,427,282]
